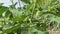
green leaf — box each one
[0,6,8,15]
[38,31,49,34]
[9,9,26,21]
[31,28,49,34]
[50,16,60,23]
[2,24,20,34]
[5,11,12,17]
[10,2,17,9]
[0,3,3,6]
[21,0,30,3]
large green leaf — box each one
[50,16,60,23]
[9,9,26,21]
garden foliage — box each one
[0,0,60,34]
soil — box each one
[47,29,60,34]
